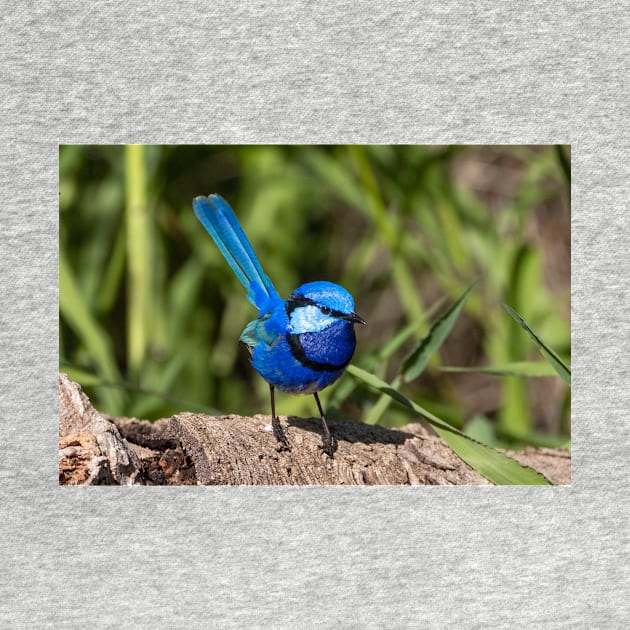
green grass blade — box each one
[348,145,398,247]
[363,375,402,425]
[464,415,497,447]
[326,298,445,414]
[401,282,477,382]
[441,361,557,378]
[367,296,447,371]
[349,365,465,433]
[503,304,571,386]
[348,365,551,485]
[391,255,426,324]
[60,365,102,387]
[59,251,125,414]
[430,428,550,485]
[96,225,126,314]
[359,298,448,424]
[303,148,365,209]
[125,144,152,373]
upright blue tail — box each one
[193,194,281,312]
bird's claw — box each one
[320,434,338,458]
[272,417,291,452]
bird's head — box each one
[286,281,366,333]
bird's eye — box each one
[320,306,331,315]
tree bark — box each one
[58,373,570,486]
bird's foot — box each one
[272,417,291,452]
[319,434,338,458]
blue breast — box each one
[247,309,356,394]
[287,319,356,371]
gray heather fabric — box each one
[1,2,628,628]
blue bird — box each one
[192,194,365,457]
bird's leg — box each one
[314,392,337,458]
[270,384,290,451]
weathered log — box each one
[58,373,570,486]
[59,373,143,485]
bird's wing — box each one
[240,314,282,350]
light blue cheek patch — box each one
[290,305,335,333]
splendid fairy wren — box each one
[192,194,365,456]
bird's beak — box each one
[345,312,366,325]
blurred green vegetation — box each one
[59,145,570,449]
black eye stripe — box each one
[286,295,346,319]
[286,295,317,316]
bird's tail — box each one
[193,194,281,311]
